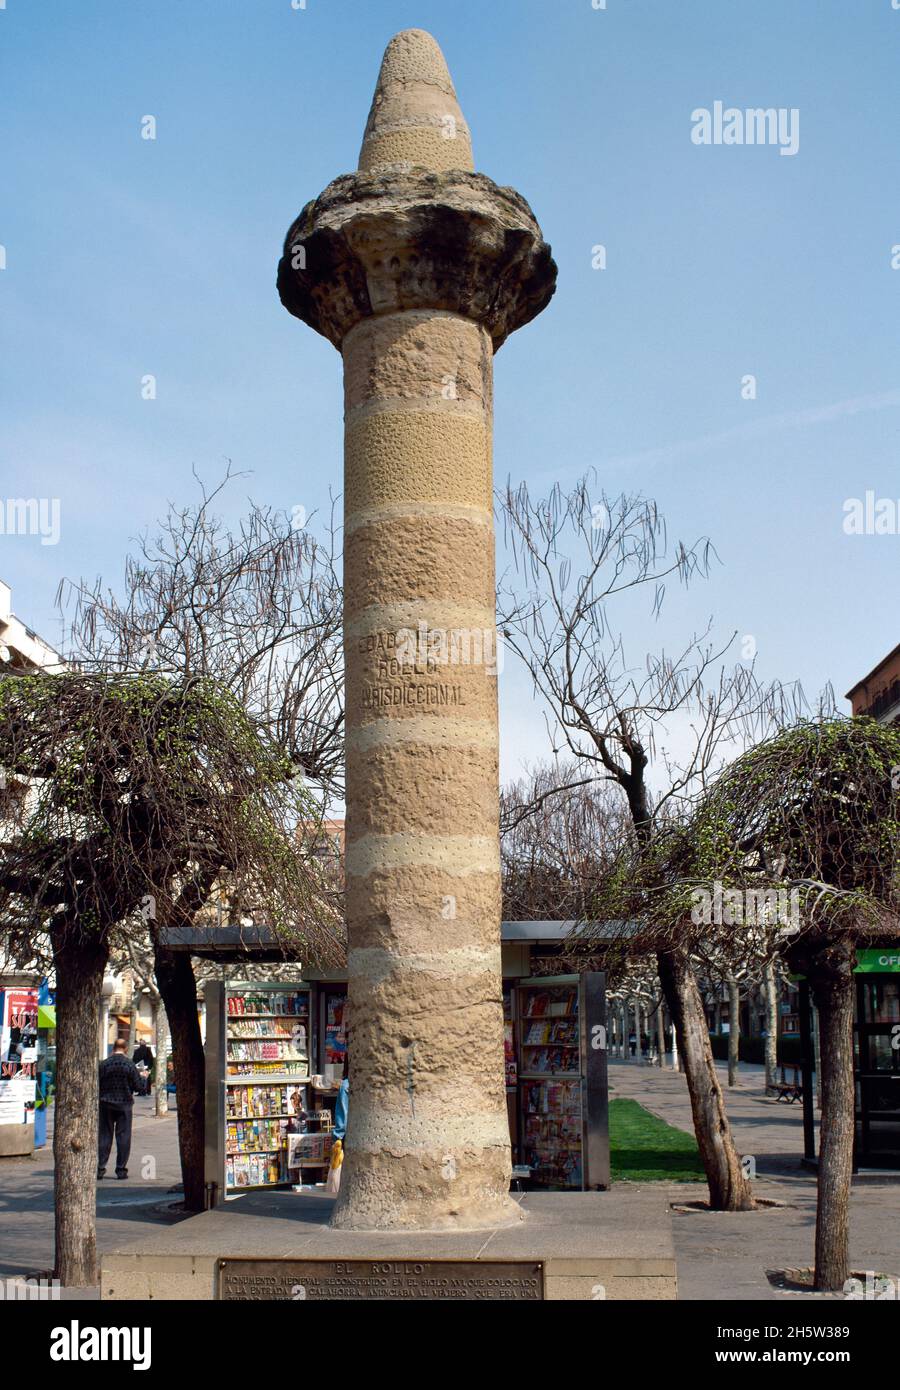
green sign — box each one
[789,950,900,981]
[855,948,900,974]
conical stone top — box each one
[358,28,474,173]
[279,27,556,352]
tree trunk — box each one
[655,1002,665,1068]
[50,920,110,1287]
[809,949,855,1291]
[727,978,740,1087]
[763,960,778,1092]
[127,998,138,1055]
[657,946,755,1211]
[153,943,206,1210]
[152,997,169,1118]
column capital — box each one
[277,168,556,353]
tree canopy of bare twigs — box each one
[498,473,811,832]
[58,467,345,804]
[500,762,629,922]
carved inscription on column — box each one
[359,629,471,711]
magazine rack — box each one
[512,972,610,1191]
[204,980,312,1204]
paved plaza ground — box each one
[609,1057,900,1299]
[1,1065,897,1300]
[0,1095,185,1298]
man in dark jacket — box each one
[133,1041,154,1095]
[98,1038,142,1179]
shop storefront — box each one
[852,949,900,1167]
[800,947,900,1171]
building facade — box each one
[846,643,900,726]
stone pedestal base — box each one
[100,1190,676,1301]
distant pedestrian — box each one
[628,1031,636,1058]
[327,1055,349,1197]
[133,1041,154,1095]
[333,1055,349,1142]
[97,1038,142,1179]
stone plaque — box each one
[218,1258,543,1301]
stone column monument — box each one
[278,29,556,1230]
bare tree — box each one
[58,471,345,1209]
[691,932,774,1089]
[497,474,805,1210]
[60,468,344,795]
[605,962,667,1062]
[762,959,780,1094]
[501,762,627,921]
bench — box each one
[769,1064,803,1103]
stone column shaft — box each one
[338,307,511,1227]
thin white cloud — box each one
[600,388,900,473]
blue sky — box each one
[2,0,899,785]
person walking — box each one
[97,1037,142,1179]
[133,1040,154,1095]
